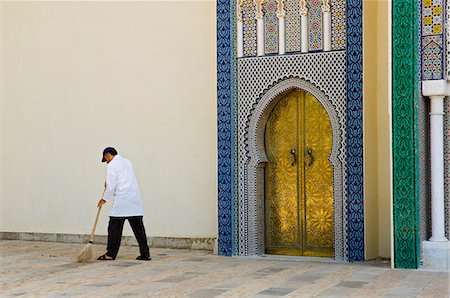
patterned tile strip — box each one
[346,0,364,262]
[308,0,323,51]
[217,0,234,256]
[392,0,420,269]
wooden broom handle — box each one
[89,189,106,242]
[89,205,102,242]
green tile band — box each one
[392,0,421,269]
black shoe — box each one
[136,256,151,261]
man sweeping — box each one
[97,147,151,261]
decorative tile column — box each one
[422,80,450,271]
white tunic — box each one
[102,155,144,217]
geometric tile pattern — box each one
[447,0,450,78]
[346,0,364,262]
[332,0,346,50]
[421,35,444,80]
[264,0,279,54]
[285,0,302,53]
[392,0,420,268]
[418,92,432,248]
[243,0,257,57]
[445,98,449,239]
[421,0,443,36]
[446,0,450,239]
[308,0,323,51]
[217,0,235,256]
[237,51,348,260]
[421,0,444,80]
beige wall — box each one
[363,0,391,259]
[1,1,218,238]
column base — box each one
[422,241,450,271]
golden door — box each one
[265,89,334,257]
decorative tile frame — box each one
[421,0,445,80]
[446,0,450,239]
[308,0,323,51]
[285,0,301,52]
[263,0,278,54]
[237,54,347,259]
[217,0,235,256]
[346,0,364,262]
[217,0,364,261]
[392,0,420,268]
[331,0,346,50]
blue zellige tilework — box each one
[346,0,364,262]
[217,0,234,256]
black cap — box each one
[102,147,117,162]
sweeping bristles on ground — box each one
[77,242,94,263]
[76,204,103,263]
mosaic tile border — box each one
[244,77,345,259]
[331,0,346,50]
[218,0,363,260]
[420,0,445,80]
[346,0,364,262]
[237,51,348,260]
[392,0,420,269]
[217,0,235,256]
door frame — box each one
[246,78,344,259]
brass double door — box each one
[265,89,334,257]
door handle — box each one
[290,149,297,166]
[305,148,314,167]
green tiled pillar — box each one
[392,0,421,269]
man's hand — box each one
[97,199,107,208]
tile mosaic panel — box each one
[331,0,346,50]
[217,0,235,256]
[421,35,444,80]
[422,0,443,36]
[392,0,420,269]
[243,0,257,57]
[346,0,364,262]
[237,51,348,260]
[445,98,449,239]
[421,0,444,80]
[308,0,323,51]
[285,0,302,52]
[418,93,432,248]
[446,0,450,239]
[263,0,278,54]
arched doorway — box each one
[264,89,334,257]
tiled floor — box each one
[0,240,448,297]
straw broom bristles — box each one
[77,242,95,263]
[77,205,102,263]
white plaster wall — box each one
[1,1,218,238]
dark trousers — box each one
[107,216,150,259]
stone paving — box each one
[0,240,448,297]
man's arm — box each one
[97,167,117,207]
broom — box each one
[77,204,103,263]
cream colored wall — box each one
[1,1,218,238]
[376,0,391,258]
[363,0,391,259]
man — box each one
[97,147,151,261]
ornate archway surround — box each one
[234,52,351,261]
[240,76,346,261]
